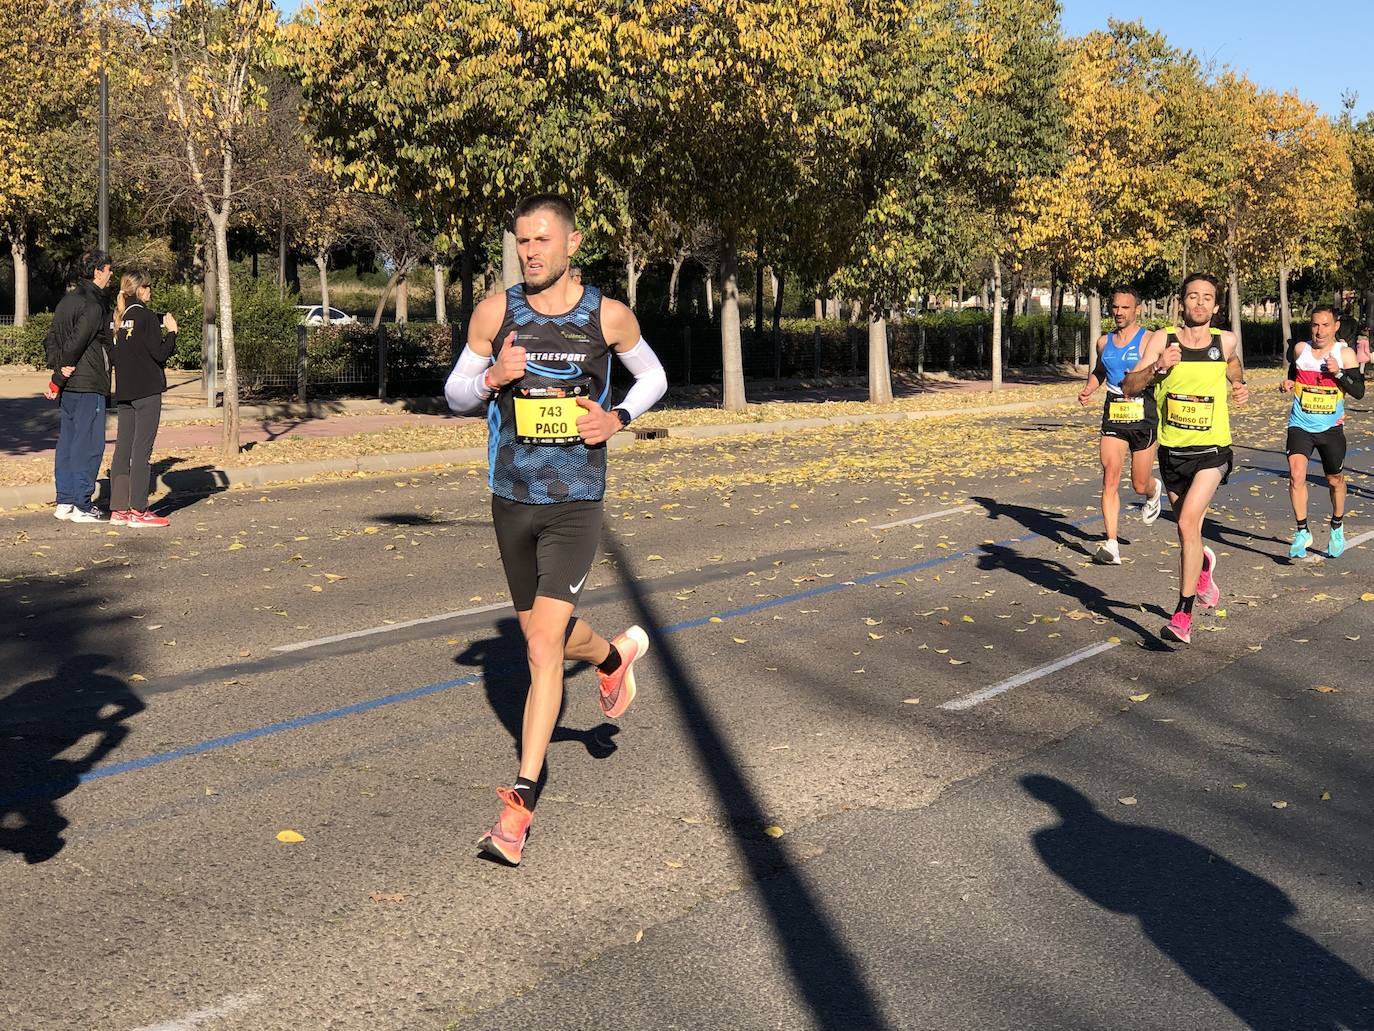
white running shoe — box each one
[67,506,106,523]
[53,504,75,521]
[1093,539,1122,565]
[1141,478,1163,525]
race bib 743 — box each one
[514,383,589,446]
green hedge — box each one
[0,313,55,367]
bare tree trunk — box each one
[1228,265,1245,363]
[396,273,409,323]
[814,296,823,320]
[372,265,408,329]
[705,274,714,319]
[212,213,240,462]
[826,297,838,319]
[668,253,685,314]
[979,277,989,310]
[1278,262,1291,346]
[868,309,893,404]
[991,256,1004,391]
[1048,272,1062,364]
[720,229,746,411]
[314,252,331,320]
[201,231,217,338]
[434,261,447,324]
[625,251,640,311]
[277,199,287,300]
[1087,287,1102,366]
[502,230,520,289]
[1003,272,1016,369]
[10,231,29,327]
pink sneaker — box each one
[1195,546,1219,608]
[109,510,132,526]
[127,509,170,529]
[598,625,649,719]
[1162,610,1192,644]
[477,787,532,866]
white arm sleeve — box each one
[445,345,495,414]
[614,338,668,421]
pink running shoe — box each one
[478,787,532,866]
[1162,610,1192,644]
[127,509,170,528]
[598,625,649,719]
[1195,546,1220,608]
[109,510,132,526]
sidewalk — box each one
[0,364,1089,510]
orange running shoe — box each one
[598,625,649,719]
[477,787,532,866]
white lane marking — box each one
[940,641,1121,711]
[1344,529,1374,549]
[272,601,509,653]
[132,993,260,1031]
[872,504,977,531]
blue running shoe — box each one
[1289,528,1313,559]
[1328,524,1346,559]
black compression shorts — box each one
[1286,425,1346,476]
[491,495,603,610]
[1158,445,1233,499]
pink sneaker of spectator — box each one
[127,510,170,529]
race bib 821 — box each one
[1107,398,1145,423]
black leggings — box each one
[110,394,163,512]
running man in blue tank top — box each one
[445,194,668,865]
[1077,286,1163,565]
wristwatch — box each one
[613,408,632,429]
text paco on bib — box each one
[513,382,589,445]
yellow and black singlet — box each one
[1155,327,1231,449]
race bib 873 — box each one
[1297,383,1340,415]
[514,382,589,445]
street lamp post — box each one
[98,20,109,251]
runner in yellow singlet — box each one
[1122,273,1248,645]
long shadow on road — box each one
[1024,775,1374,1030]
[602,533,892,1030]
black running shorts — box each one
[1157,445,1233,498]
[491,495,603,611]
[1286,425,1346,476]
[1101,421,1157,453]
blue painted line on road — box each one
[7,446,1367,803]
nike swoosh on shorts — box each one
[569,572,588,594]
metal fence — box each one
[215,314,1291,401]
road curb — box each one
[0,394,1069,512]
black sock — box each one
[597,643,622,676]
[1176,595,1195,615]
[1296,518,1309,531]
[512,776,538,811]
[1331,515,1343,529]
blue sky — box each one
[1062,0,1374,118]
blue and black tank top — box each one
[489,285,613,504]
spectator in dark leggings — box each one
[109,271,177,528]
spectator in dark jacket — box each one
[109,271,177,528]
[48,250,113,523]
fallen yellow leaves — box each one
[276,830,305,843]
[1118,796,1138,806]
[762,825,785,839]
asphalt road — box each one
[1,392,1371,1031]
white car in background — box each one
[295,305,357,327]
